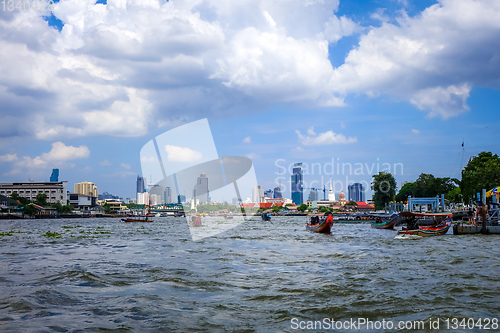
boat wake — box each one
[394,234,422,240]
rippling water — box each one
[0,217,499,332]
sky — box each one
[0,0,499,201]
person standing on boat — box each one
[468,207,473,224]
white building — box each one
[69,193,96,209]
[137,192,150,205]
[0,181,68,204]
[252,185,264,203]
[328,176,336,202]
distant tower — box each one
[291,163,303,205]
[136,176,146,194]
[252,185,264,203]
[50,169,59,182]
[348,183,364,202]
[193,172,209,203]
[328,176,335,202]
[273,186,282,199]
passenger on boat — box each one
[310,216,320,225]
[467,208,473,224]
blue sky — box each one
[0,0,499,201]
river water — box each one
[0,217,499,332]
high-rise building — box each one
[252,185,264,203]
[193,172,209,203]
[74,181,98,198]
[291,163,303,205]
[273,186,282,199]
[264,189,273,199]
[137,192,150,205]
[308,188,319,202]
[164,187,172,204]
[348,183,364,202]
[136,176,146,194]
[178,194,186,203]
[50,169,59,182]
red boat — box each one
[306,214,334,233]
[189,216,202,227]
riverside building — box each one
[0,181,68,204]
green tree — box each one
[395,182,415,202]
[35,193,48,206]
[103,203,111,213]
[412,173,457,198]
[319,206,332,213]
[297,204,308,212]
[372,172,397,210]
[22,203,38,217]
[461,151,500,203]
[446,187,462,202]
[9,191,20,201]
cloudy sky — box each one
[0,0,499,200]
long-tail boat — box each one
[122,215,153,223]
[306,214,334,233]
[261,213,271,221]
[371,214,399,229]
[397,212,452,236]
[189,215,202,227]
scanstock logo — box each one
[140,119,258,241]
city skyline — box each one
[0,0,499,200]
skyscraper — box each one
[291,163,303,205]
[308,188,319,202]
[264,189,273,198]
[348,183,364,202]
[252,185,264,203]
[193,172,209,203]
[50,169,59,182]
[136,176,146,194]
[273,186,282,199]
[164,187,172,204]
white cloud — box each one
[340,121,346,129]
[0,154,18,162]
[296,129,357,145]
[411,129,420,134]
[100,159,112,166]
[243,136,251,143]
[0,0,358,140]
[245,153,259,159]
[140,156,159,163]
[8,142,89,174]
[410,84,471,118]
[164,145,202,162]
[0,0,498,140]
[330,0,500,118]
[371,8,390,22]
[40,142,90,161]
[121,163,131,169]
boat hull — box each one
[371,216,398,229]
[306,215,333,233]
[122,218,153,223]
[398,224,450,237]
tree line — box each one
[371,151,500,210]
[8,192,74,216]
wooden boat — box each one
[261,213,271,221]
[306,214,334,233]
[122,216,153,223]
[225,213,234,220]
[371,215,399,229]
[189,216,202,227]
[398,215,452,237]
